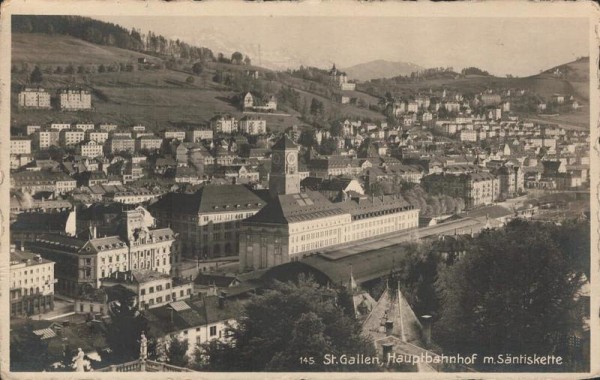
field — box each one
[12,33,160,65]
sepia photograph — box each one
[0,1,598,378]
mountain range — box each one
[341,59,425,82]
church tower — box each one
[269,134,300,197]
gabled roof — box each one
[149,184,265,216]
[271,134,298,150]
[245,190,346,225]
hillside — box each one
[11,33,385,131]
[12,33,161,65]
[342,59,424,82]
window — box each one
[209,326,217,336]
[141,289,146,295]
[166,283,171,289]
[149,287,154,293]
[156,296,163,303]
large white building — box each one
[59,88,92,110]
[28,209,178,297]
[18,87,51,109]
[239,135,419,271]
[10,247,56,317]
[239,116,267,135]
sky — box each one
[96,16,589,77]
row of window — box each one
[140,283,171,295]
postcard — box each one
[0,1,598,379]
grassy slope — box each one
[12,33,160,65]
[11,33,384,131]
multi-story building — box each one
[27,209,178,297]
[107,136,135,154]
[239,116,267,135]
[10,246,55,317]
[239,135,420,271]
[10,137,32,155]
[136,135,164,152]
[210,115,238,134]
[99,123,119,132]
[59,88,92,110]
[74,123,96,132]
[150,184,265,259]
[86,130,110,144]
[25,125,41,135]
[494,165,525,198]
[18,87,51,109]
[77,140,104,158]
[60,129,86,147]
[50,123,71,132]
[102,269,193,310]
[308,156,362,178]
[187,129,214,143]
[421,172,499,208]
[11,171,77,195]
[103,188,165,204]
[163,130,187,140]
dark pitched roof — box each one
[271,134,298,150]
[150,184,265,216]
[12,211,72,232]
[245,190,346,225]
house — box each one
[329,64,356,91]
[10,246,56,317]
[552,94,565,104]
[144,295,241,357]
[101,269,193,310]
[242,92,278,112]
[187,129,214,143]
[210,115,238,134]
[136,135,163,152]
[11,137,32,155]
[77,140,104,158]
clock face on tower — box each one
[286,153,296,164]
[272,152,282,165]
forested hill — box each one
[12,15,215,61]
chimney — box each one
[421,315,432,346]
[385,320,394,336]
[218,290,227,308]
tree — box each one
[186,76,195,84]
[29,66,43,84]
[310,98,324,116]
[231,51,244,65]
[98,64,106,73]
[434,220,588,370]
[243,55,251,66]
[166,338,189,367]
[11,323,53,371]
[192,62,204,75]
[64,64,75,74]
[196,276,377,371]
[105,292,149,362]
